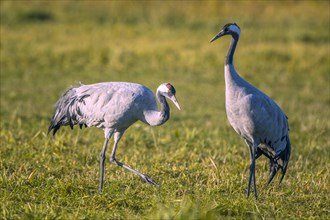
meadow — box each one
[1,1,329,219]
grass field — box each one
[1,1,329,219]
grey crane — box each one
[210,23,291,199]
[48,82,181,192]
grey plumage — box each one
[210,23,291,199]
[49,82,181,192]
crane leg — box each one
[99,130,114,193]
[109,131,159,186]
[246,142,258,199]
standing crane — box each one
[48,82,181,192]
[210,23,291,199]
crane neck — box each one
[155,91,170,126]
[226,34,239,65]
[224,34,245,90]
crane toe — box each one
[140,174,159,186]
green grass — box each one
[1,1,329,219]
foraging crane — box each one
[210,23,291,199]
[48,82,181,192]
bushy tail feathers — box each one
[267,136,291,185]
[279,136,291,183]
[48,86,80,136]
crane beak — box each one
[210,31,225,43]
[170,95,181,110]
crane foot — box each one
[140,174,159,186]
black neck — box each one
[157,93,170,125]
[226,34,239,65]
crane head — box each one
[158,83,181,110]
[210,23,240,43]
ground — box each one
[1,1,329,219]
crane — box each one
[48,82,181,192]
[210,23,291,199]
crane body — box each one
[211,23,291,199]
[49,82,180,192]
